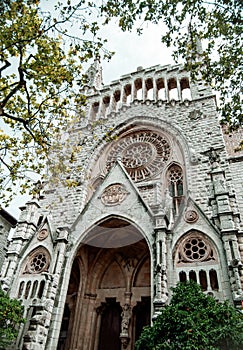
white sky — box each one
[6,12,174,219]
[100,22,174,84]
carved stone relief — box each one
[100,183,129,206]
[184,209,199,223]
[37,228,49,241]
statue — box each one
[121,304,131,334]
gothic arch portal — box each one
[57,217,151,350]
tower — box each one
[1,62,243,350]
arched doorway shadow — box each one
[98,298,122,350]
[58,217,151,350]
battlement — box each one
[83,63,214,121]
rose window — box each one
[24,248,50,274]
[107,131,171,182]
[122,142,154,169]
[177,233,216,265]
[183,237,208,261]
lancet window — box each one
[167,164,184,214]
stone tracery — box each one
[176,232,216,265]
[23,247,50,274]
[106,130,171,182]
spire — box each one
[195,36,203,57]
[187,23,203,63]
[85,56,103,90]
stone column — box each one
[176,76,182,100]
[164,76,169,101]
[207,148,243,305]
[142,78,146,101]
[42,228,69,350]
[153,208,168,317]
[1,201,40,293]
[120,303,132,349]
[152,77,157,101]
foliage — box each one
[136,282,243,350]
[0,287,25,349]
[99,0,243,127]
[0,0,112,205]
[1,0,242,205]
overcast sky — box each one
[101,22,174,84]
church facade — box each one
[1,61,243,350]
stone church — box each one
[1,60,243,350]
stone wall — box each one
[0,209,17,272]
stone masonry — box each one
[1,60,243,350]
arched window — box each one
[134,78,142,100]
[180,77,191,101]
[168,78,179,100]
[174,231,221,295]
[209,269,219,291]
[189,270,197,282]
[102,96,110,116]
[90,101,99,120]
[113,90,121,111]
[156,78,166,100]
[123,84,131,105]
[24,281,31,299]
[179,271,187,283]
[199,270,208,291]
[38,280,45,299]
[167,164,184,214]
[30,280,38,298]
[145,78,153,100]
[18,281,25,298]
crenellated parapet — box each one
[84,64,213,122]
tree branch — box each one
[0,60,11,77]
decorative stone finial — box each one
[85,56,103,89]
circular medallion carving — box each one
[101,184,129,206]
[107,131,171,182]
[184,209,199,223]
[37,228,48,241]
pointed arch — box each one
[166,163,184,214]
[133,255,150,288]
[173,230,223,297]
[57,215,152,350]
[22,246,51,275]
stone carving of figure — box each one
[164,189,174,226]
[164,189,173,212]
[121,304,131,334]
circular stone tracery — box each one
[24,248,50,274]
[180,236,210,262]
[106,131,171,182]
